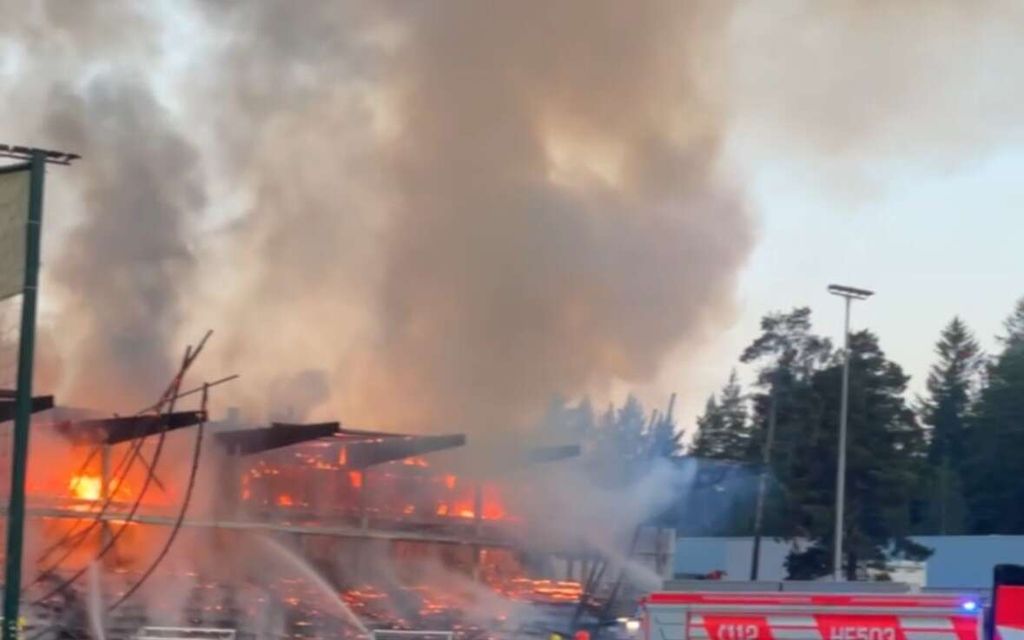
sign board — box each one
[0,164,29,300]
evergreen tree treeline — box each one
[690,297,1024,579]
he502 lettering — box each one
[829,627,897,640]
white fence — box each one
[134,627,236,640]
[371,629,454,640]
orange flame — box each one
[349,470,363,489]
[277,494,294,507]
[69,474,103,502]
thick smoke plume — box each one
[2,1,1019,433]
[351,2,748,435]
[193,0,751,436]
[45,78,204,409]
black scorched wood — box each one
[56,411,206,445]
[0,395,53,423]
[215,422,340,455]
[337,432,466,468]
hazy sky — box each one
[662,142,1024,432]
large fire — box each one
[65,470,134,510]
[68,473,103,502]
[29,436,602,639]
[241,442,514,526]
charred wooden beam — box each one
[0,395,54,423]
[56,411,206,445]
[215,422,340,455]
[338,433,466,468]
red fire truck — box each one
[637,591,983,640]
[991,565,1024,640]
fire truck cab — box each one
[637,591,983,640]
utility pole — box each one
[827,283,873,581]
[0,145,78,640]
[749,375,777,580]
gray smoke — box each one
[726,1,1024,195]
[45,77,204,409]
[2,0,1018,431]
[0,1,201,409]
[191,0,752,435]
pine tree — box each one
[691,395,723,455]
[785,331,929,579]
[1001,297,1024,348]
[740,308,833,460]
[588,395,678,485]
[922,317,983,463]
[739,308,833,535]
[741,307,833,384]
[645,394,683,460]
[964,298,1024,533]
[915,317,982,534]
[691,371,750,460]
[611,394,649,460]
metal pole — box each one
[832,295,852,581]
[3,150,45,639]
[101,445,112,547]
[750,378,777,580]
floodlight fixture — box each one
[827,284,874,300]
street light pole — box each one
[749,374,777,581]
[827,283,873,582]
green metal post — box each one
[2,150,46,640]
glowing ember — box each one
[444,474,456,489]
[499,578,583,603]
[68,474,102,501]
[277,494,294,507]
[349,470,363,488]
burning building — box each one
[5,398,677,640]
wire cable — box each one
[29,367,216,569]
[29,379,234,569]
[107,384,208,612]
[30,334,212,604]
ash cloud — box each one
[5,1,1019,434]
[45,77,204,409]
[197,0,753,436]
[0,1,201,410]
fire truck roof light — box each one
[962,600,978,612]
